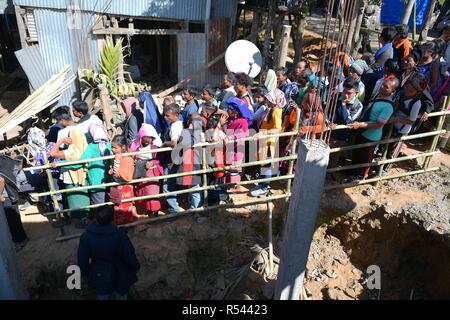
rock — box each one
[325,287,353,300]
[208,226,226,240]
[145,227,163,240]
[326,269,338,279]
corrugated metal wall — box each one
[0,0,13,14]
[32,8,100,105]
[14,0,208,21]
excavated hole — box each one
[326,207,450,300]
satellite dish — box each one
[225,40,262,78]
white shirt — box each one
[76,114,103,134]
[169,120,183,142]
[395,99,421,135]
[220,87,237,109]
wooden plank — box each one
[209,18,229,74]
[93,28,187,36]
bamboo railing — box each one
[22,99,450,242]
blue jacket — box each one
[77,223,140,295]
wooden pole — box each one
[99,85,113,132]
[401,0,416,25]
[419,0,437,42]
[413,1,417,42]
[375,124,393,187]
[43,154,65,236]
[273,24,292,69]
[268,200,274,276]
[201,133,208,208]
[286,108,300,197]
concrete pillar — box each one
[274,25,292,69]
[275,139,330,300]
[0,203,29,300]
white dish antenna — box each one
[225,40,262,78]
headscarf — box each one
[130,123,163,152]
[28,127,47,157]
[122,97,138,118]
[264,88,286,108]
[226,97,254,124]
[88,123,109,156]
[264,69,277,91]
[65,127,88,185]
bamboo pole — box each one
[268,200,274,276]
[326,151,440,173]
[375,124,394,187]
[324,167,440,190]
[32,155,298,198]
[201,133,208,208]
[285,106,301,197]
[330,130,446,154]
[31,174,296,217]
[423,97,448,169]
[56,193,293,242]
[24,131,299,172]
[43,154,65,236]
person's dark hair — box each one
[206,114,221,130]
[276,67,288,77]
[384,58,400,75]
[202,101,217,114]
[380,26,396,43]
[72,101,89,115]
[95,205,114,225]
[299,58,311,69]
[165,103,181,116]
[343,78,359,91]
[112,135,128,148]
[409,50,422,64]
[16,156,28,167]
[432,38,446,57]
[225,72,237,85]
[202,86,215,97]
[235,72,251,87]
[184,88,196,98]
[299,68,313,79]
[421,42,436,55]
[53,107,72,122]
[252,86,269,97]
[395,24,409,39]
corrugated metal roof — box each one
[14,0,209,21]
[213,0,238,23]
[14,44,47,91]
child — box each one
[205,114,229,204]
[252,86,269,131]
[109,135,138,225]
[201,86,219,109]
[130,124,163,216]
[77,205,140,300]
[250,89,285,197]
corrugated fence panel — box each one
[177,32,206,89]
[33,8,78,106]
[14,0,207,21]
[14,44,47,91]
[213,0,238,23]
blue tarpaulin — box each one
[381,0,431,28]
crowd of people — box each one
[0,21,449,299]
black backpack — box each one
[360,98,395,123]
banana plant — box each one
[79,36,144,99]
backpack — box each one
[397,91,434,134]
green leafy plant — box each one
[80,37,144,98]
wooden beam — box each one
[93,27,187,35]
